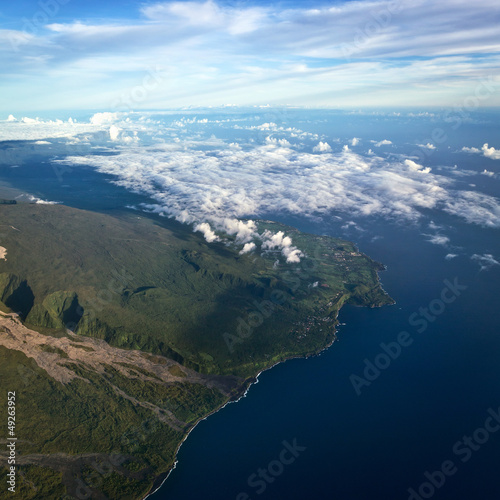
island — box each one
[0,202,393,499]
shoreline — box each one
[142,373,256,500]
[141,315,342,500]
[141,266,394,500]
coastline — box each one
[142,315,343,500]
[141,260,394,500]
[142,374,256,500]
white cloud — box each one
[144,0,223,26]
[2,0,500,111]
[404,159,431,174]
[239,242,256,255]
[0,117,93,141]
[223,219,257,243]
[482,143,500,160]
[266,136,292,147]
[260,230,304,263]
[471,253,500,270]
[445,253,458,260]
[461,146,481,154]
[54,129,500,235]
[282,247,303,264]
[109,125,121,141]
[462,144,500,160]
[194,222,219,242]
[261,230,291,250]
[350,138,360,146]
[425,234,450,246]
[90,112,121,126]
[341,221,365,232]
[417,143,436,150]
[443,190,500,227]
[374,139,392,147]
[26,195,60,205]
[141,0,266,35]
[481,170,495,177]
[7,115,16,122]
[253,122,276,130]
[313,141,332,153]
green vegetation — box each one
[0,203,393,498]
[0,465,64,499]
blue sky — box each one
[1,0,500,113]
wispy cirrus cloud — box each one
[1,0,500,111]
[471,253,500,270]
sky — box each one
[1,0,500,112]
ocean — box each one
[149,214,500,500]
[1,109,499,500]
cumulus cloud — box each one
[417,143,436,150]
[404,159,431,174]
[261,230,303,263]
[374,139,392,147]
[265,136,292,147]
[462,144,500,160]
[194,222,219,242]
[482,144,500,160]
[109,125,121,141]
[313,141,332,153]
[223,219,257,243]
[351,138,360,146]
[90,112,121,126]
[253,122,276,130]
[239,242,256,255]
[445,253,458,260]
[471,253,500,270]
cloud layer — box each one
[50,116,500,238]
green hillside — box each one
[0,203,392,499]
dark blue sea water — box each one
[1,109,499,500]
